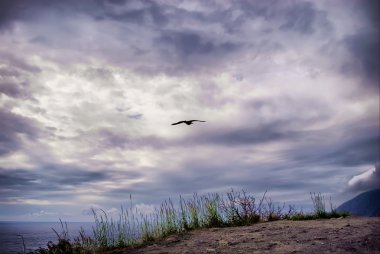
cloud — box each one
[30,210,57,217]
[346,163,380,193]
[0,167,37,186]
[0,110,39,155]
[0,0,24,30]
[0,52,40,99]
[288,125,379,168]
[0,164,143,208]
[0,52,41,73]
[184,123,297,147]
[279,1,329,34]
[156,30,239,57]
[342,32,379,86]
[99,0,168,26]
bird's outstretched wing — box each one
[171,121,185,125]
[190,120,206,122]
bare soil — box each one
[111,217,380,254]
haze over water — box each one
[0,221,94,254]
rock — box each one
[218,239,229,246]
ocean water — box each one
[0,221,94,254]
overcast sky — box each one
[0,0,379,221]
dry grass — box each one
[25,190,349,254]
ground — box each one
[110,217,380,254]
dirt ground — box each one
[112,217,380,254]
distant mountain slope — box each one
[337,189,380,216]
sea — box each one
[0,221,94,254]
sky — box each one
[0,0,379,222]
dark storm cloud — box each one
[279,1,327,34]
[288,125,379,168]
[96,129,166,149]
[181,95,333,147]
[342,32,379,84]
[0,164,143,200]
[0,0,168,30]
[47,166,108,186]
[341,0,379,87]
[97,121,297,150]
[0,82,28,98]
[0,168,100,192]
[188,123,298,147]
[156,30,239,57]
[135,159,330,201]
[44,164,142,187]
[0,168,37,188]
[0,0,24,29]
[98,0,168,26]
[0,110,39,155]
[322,136,379,167]
[0,0,332,76]
[0,52,40,98]
[0,0,69,30]
[236,0,331,34]
[355,0,379,28]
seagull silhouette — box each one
[171,120,206,125]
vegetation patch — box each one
[24,190,349,254]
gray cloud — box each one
[336,0,379,88]
[0,167,98,193]
[0,82,28,98]
[0,110,39,155]
[342,32,379,85]
[186,123,297,147]
[0,52,41,73]
[0,0,24,30]
[0,169,37,189]
[157,30,239,57]
[235,0,331,34]
[322,136,379,167]
[0,164,143,204]
[280,1,331,34]
[130,156,338,205]
[99,0,168,26]
[95,129,166,150]
[0,52,40,99]
[287,124,379,168]
[0,0,168,31]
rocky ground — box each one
[110,217,380,254]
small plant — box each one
[203,193,224,227]
[220,189,263,226]
[310,192,327,218]
[265,197,286,221]
[187,194,201,229]
[287,193,350,221]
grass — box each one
[284,192,350,221]
[24,189,349,254]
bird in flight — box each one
[171,120,206,125]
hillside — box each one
[109,217,380,254]
[337,189,380,216]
